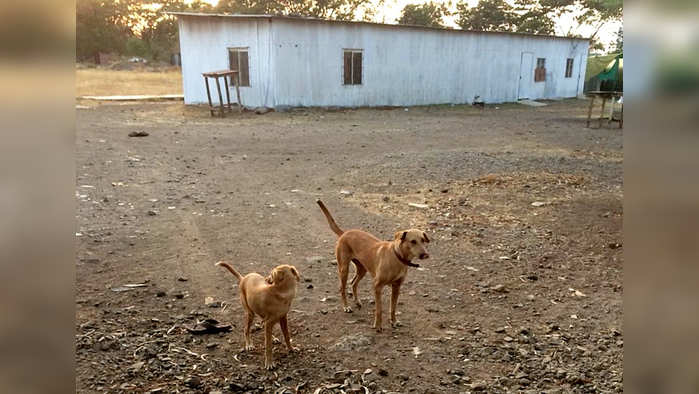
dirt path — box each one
[76,100,622,393]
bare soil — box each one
[76,100,623,393]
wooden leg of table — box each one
[598,98,607,128]
[619,103,623,129]
[224,75,232,111]
[234,77,242,113]
[608,98,615,125]
[204,76,214,117]
[586,96,595,128]
[214,76,225,117]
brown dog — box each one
[316,200,430,332]
[216,261,300,369]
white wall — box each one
[178,16,274,107]
[178,16,588,107]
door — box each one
[518,52,534,99]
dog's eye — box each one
[410,240,417,244]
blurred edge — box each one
[625,1,699,393]
[0,0,76,393]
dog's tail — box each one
[215,261,243,282]
[316,199,344,236]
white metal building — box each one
[172,13,589,108]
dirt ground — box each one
[75,99,623,393]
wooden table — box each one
[202,70,243,117]
[585,91,622,129]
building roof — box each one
[168,12,589,42]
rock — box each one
[408,202,428,209]
[177,277,188,282]
[608,242,622,249]
[156,290,166,297]
[147,210,157,216]
[340,190,353,196]
[531,201,546,207]
[378,369,389,376]
[254,107,272,114]
[206,342,219,349]
[382,196,390,202]
[491,284,508,293]
[84,258,100,264]
[184,376,201,388]
[331,333,373,351]
[495,327,507,333]
[128,131,149,137]
[204,296,221,307]
[173,292,185,299]
[503,336,514,342]
[306,284,314,289]
[470,381,487,391]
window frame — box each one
[565,58,574,78]
[228,47,250,87]
[342,49,363,86]
[534,57,547,82]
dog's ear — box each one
[394,231,407,242]
[265,268,279,285]
[422,231,430,243]
[290,266,300,282]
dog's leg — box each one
[280,315,297,352]
[390,280,403,327]
[264,320,276,370]
[336,249,353,313]
[350,262,367,310]
[373,282,385,332]
[244,312,254,351]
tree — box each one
[397,2,451,28]
[215,0,376,21]
[613,26,622,53]
[455,0,514,32]
[76,0,132,61]
[455,0,621,36]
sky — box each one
[197,0,621,51]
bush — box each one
[125,37,150,58]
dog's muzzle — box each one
[419,253,429,260]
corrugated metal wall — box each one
[178,16,588,107]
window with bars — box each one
[534,57,546,82]
[343,50,362,85]
[565,58,574,78]
[228,48,250,87]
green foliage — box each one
[397,2,451,28]
[76,0,131,61]
[455,0,621,36]
[215,0,376,21]
[125,37,150,57]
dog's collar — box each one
[393,246,420,268]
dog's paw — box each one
[343,306,353,313]
[354,302,362,310]
[287,346,299,353]
[272,336,281,344]
[244,344,255,351]
[391,320,403,328]
[265,361,277,370]
[375,326,383,333]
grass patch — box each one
[76,68,182,97]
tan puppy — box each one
[216,261,300,369]
[316,200,430,332]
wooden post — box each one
[214,76,225,117]
[233,72,242,113]
[204,76,214,117]
[598,97,607,128]
[586,96,595,128]
[224,75,232,110]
